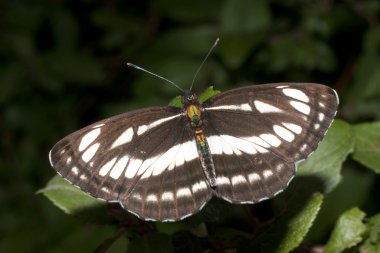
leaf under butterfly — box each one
[352,121,380,174]
[38,175,104,214]
[359,213,380,253]
[168,86,221,107]
[297,119,354,193]
[324,207,366,253]
[242,193,324,253]
[198,86,221,103]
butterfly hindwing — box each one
[49,106,212,221]
[202,83,338,203]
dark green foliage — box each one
[1,0,379,252]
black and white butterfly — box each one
[49,82,338,221]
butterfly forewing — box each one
[203,83,338,203]
[49,106,212,221]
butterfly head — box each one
[181,91,199,106]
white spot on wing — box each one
[276,164,283,172]
[177,187,192,198]
[216,176,230,186]
[110,155,129,179]
[290,101,311,115]
[314,123,320,130]
[146,194,158,202]
[137,114,181,135]
[135,141,198,178]
[192,181,208,193]
[263,169,273,178]
[111,127,133,149]
[254,100,282,113]
[125,159,143,178]
[260,134,281,147]
[282,88,310,102]
[132,193,142,200]
[208,135,261,155]
[66,156,72,165]
[206,103,252,111]
[273,125,295,142]
[282,122,302,134]
[99,157,117,176]
[184,141,198,162]
[101,187,109,193]
[81,143,100,162]
[248,173,260,183]
[137,157,156,176]
[161,192,174,201]
[137,125,148,135]
[231,175,247,186]
[300,144,308,152]
[71,166,79,175]
[79,128,101,152]
[246,136,270,148]
[318,113,325,121]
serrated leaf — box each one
[168,86,220,107]
[198,86,221,103]
[244,193,324,253]
[324,207,366,253]
[168,95,182,107]
[298,119,354,193]
[128,233,174,253]
[38,175,105,214]
[352,121,380,173]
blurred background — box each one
[1,0,380,252]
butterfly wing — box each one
[202,83,338,203]
[49,106,212,221]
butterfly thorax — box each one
[182,92,203,129]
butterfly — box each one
[49,83,338,221]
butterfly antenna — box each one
[190,38,220,91]
[126,63,184,92]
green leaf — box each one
[168,95,182,107]
[168,86,220,107]
[198,86,221,103]
[360,213,380,253]
[244,193,324,253]
[38,175,105,214]
[128,233,174,253]
[305,165,376,243]
[324,207,366,253]
[352,121,380,173]
[297,119,354,193]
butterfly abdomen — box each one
[194,128,217,188]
